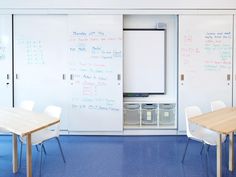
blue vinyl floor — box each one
[0,135,236,177]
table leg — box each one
[12,133,18,173]
[217,134,222,177]
[229,132,234,171]
[26,134,32,177]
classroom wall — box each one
[0,0,236,10]
[0,1,235,135]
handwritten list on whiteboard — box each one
[180,25,232,73]
[16,39,44,64]
[204,32,232,71]
[68,15,122,114]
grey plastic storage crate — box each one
[124,104,140,125]
[141,104,158,125]
[159,104,175,126]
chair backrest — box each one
[184,106,202,138]
[44,105,62,137]
[19,100,35,111]
[211,100,226,111]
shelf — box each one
[123,102,177,130]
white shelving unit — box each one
[123,102,176,129]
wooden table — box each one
[190,107,236,177]
[0,107,60,177]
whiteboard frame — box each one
[123,28,166,96]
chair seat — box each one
[188,129,205,142]
[20,129,57,145]
[189,127,226,145]
[201,129,226,146]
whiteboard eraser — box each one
[157,23,167,29]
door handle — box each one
[180,74,184,81]
[70,74,73,80]
[227,74,231,81]
[62,74,66,80]
[117,74,121,81]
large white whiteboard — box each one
[14,15,69,129]
[14,15,123,132]
[124,30,165,94]
[178,15,233,132]
[234,15,236,106]
[67,15,123,132]
[0,15,12,107]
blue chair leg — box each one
[19,143,41,170]
[56,137,66,163]
[19,142,23,169]
[39,144,43,177]
[204,144,209,177]
[182,138,190,163]
[207,145,210,152]
[42,144,47,155]
[223,142,228,177]
[200,143,204,155]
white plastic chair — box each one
[19,105,65,176]
[182,106,226,162]
[209,100,227,147]
[209,100,227,145]
[182,106,204,162]
[211,100,226,111]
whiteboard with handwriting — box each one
[0,15,12,107]
[234,15,236,106]
[178,15,233,132]
[67,15,123,132]
[14,15,69,130]
[14,15,123,132]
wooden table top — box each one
[189,107,236,134]
[0,108,60,136]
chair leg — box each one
[207,145,210,152]
[39,144,43,177]
[181,138,190,163]
[223,142,227,177]
[19,141,23,169]
[42,144,47,155]
[200,143,204,155]
[204,144,209,177]
[56,137,66,163]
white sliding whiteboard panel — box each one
[67,15,123,132]
[0,15,12,107]
[178,15,233,132]
[234,15,236,106]
[14,15,69,130]
[124,30,165,94]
